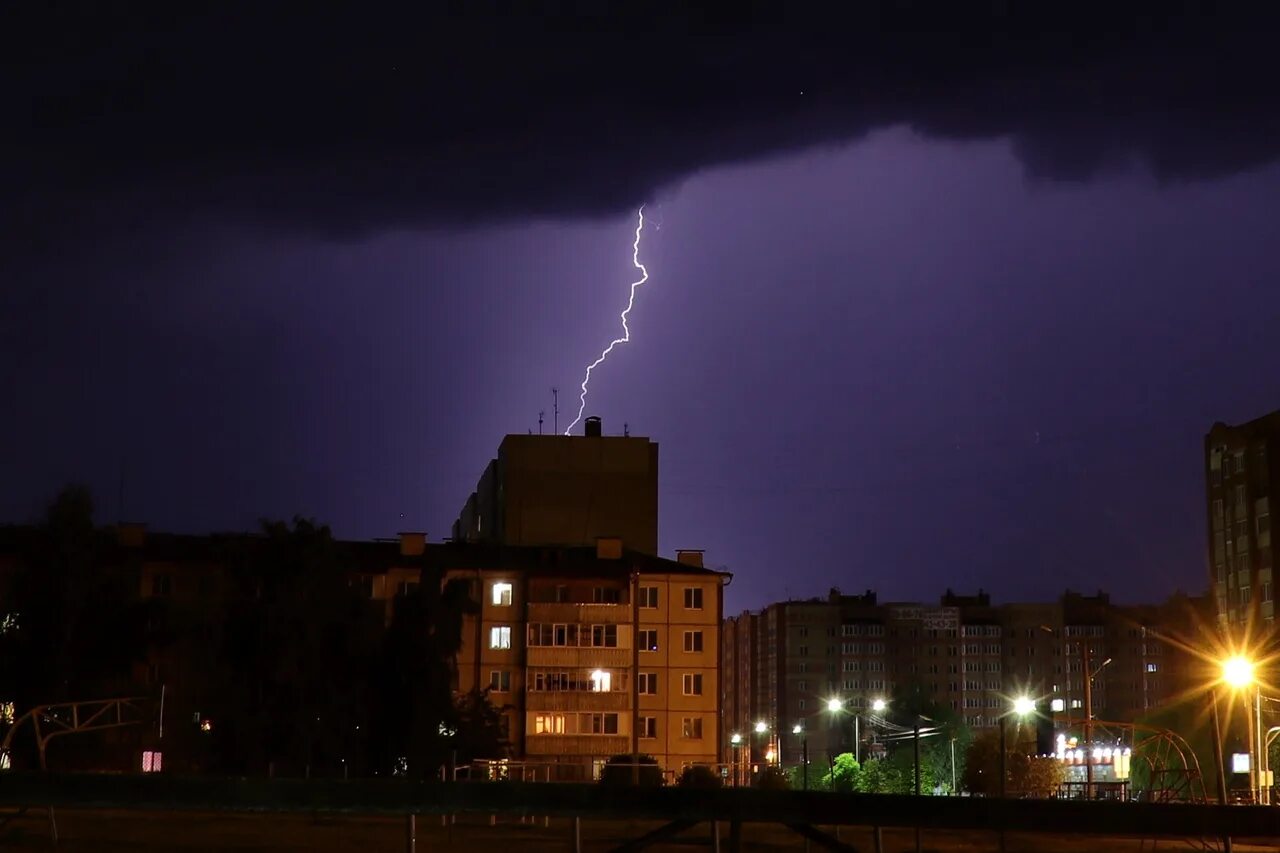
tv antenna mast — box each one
[552,388,559,435]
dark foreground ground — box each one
[2,809,1275,853]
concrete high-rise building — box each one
[722,588,1210,769]
[1205,411,1279,633]
[452,418,659,555]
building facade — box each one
[447,539,727,780]
[1205,411,1279,634]
[723,588,1211,767]
[452,419,660,555]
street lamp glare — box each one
[871,699,887,713]
[754,721,768,734]
[792,723,803,734]
[826,698,843,713]
[730,733,742,745]
[1012,696,1035,716]
[1222,655,1255,688]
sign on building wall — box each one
[889,606,958,630]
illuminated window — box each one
[492,582,513,607]
[489,626,511,649]
[681,717,704,739]
[142,751,163,772]
[534,714,566,734]
[639,586,659,608]
[682,673,704,695]
[683,631,704,653]
[638,629,658,651]
[590,670,612,692]
[0,702,13,724]
[683,588,704,610]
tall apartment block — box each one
[723,588,1209,767]
[452,417,659,554]
[1205,411,1279,634]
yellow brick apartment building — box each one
[451,539,727,781]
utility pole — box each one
[1083,641,1093,799]
[1210,690,1233,853]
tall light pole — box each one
[793,723,808,790]
[730,732,743,787]
[1082,648,1112,800]
[1222,655,1259,802]
[1000,696,1035,799]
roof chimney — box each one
[116,522,146,548]
[398,532,426,557]
[584,416,602,437]
[676,549,704,568]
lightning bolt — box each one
[564,205,649,436]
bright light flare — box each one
[871,699,887,713]
[792,724,803,735]
[1222,655,1256,688]
[565,205,650,436]
[754,721,768,734]
[1012,696,1035,716]
[826,698,843,713]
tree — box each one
[789,761,831,791]
[822,752,860,792]
[962,727,1064,797]
[600,753,663,786]
[678,765,722,789]
[754,765,790,790]
[857,758,908,794]
[450,688,509,765]
[0,486,149,769]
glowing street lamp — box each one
[826,697,843,713]
[1012,696,1035,717]
[730,732,742,746]
[871,698,887,713]
[1222,655,1255,689]
[1220,654,1262,803]
[754,720,768,734]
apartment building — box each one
[452,418,659,554]
[449,539,728,780]
[723,588,1210,766]
[1205,411,1279,634]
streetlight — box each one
[1000,696,1035,800]
[729,732,743,787]
[871,698,887,713]
[1220,655,1262,804]
[754,720,768,734]
[792,723,809,790]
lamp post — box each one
[827,696,886,764]
[793,723,808,790]
[1082,647,1112,800]
[730,732,743,787]
[1000,696,1035,799]
[1221,655,1259,803]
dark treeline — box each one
[0,485,506,777]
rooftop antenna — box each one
[624,422,630,437]
[552,388,559,435]
[538,411,544,435]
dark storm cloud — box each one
[4,2,1279,246]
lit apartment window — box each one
[639,716,658,739]
[682,717,704,739]
[639,586,659,608]
[684,587,704,610]
[590,670,612,692]
[489,670,511,692]
[638,629,659,652]
[1050,698,1065,712]
[491,582,513,607]
[638,673,658,694]
[534,714,566,734]
[489,626,511,649]
[141,751,163,773]
[682,673,704,695]
[1146,663,1158,673]
[1070,699,1083,710]
[684,631,704,653]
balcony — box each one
[525,734,630,757]
[525,691,632,712]
[527,602,631,624]
[527,646,632,668]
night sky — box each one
[5,4,1280,613]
